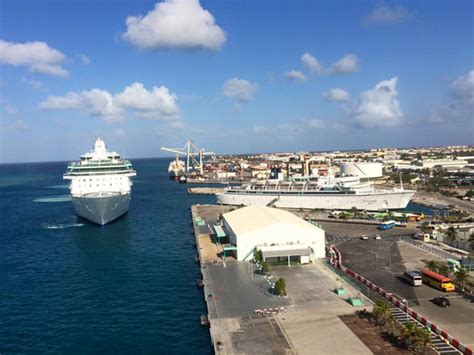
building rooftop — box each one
[223,205,321,236]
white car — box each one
[361,235,369,240]
[375,235,381,240]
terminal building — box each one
[220,205,325,264]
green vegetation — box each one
[261,261,270,273]
[446,226,458,243]
[454,267,469,289]
[401,321,419,348]
[371,299,392,326]
[274,278,286,296]
[427,260,439,272]
[254,249,263,263]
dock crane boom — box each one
[161,140,215,176]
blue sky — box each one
[0,0,473,163]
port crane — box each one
[161,140,215,176]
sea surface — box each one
[0,159,214,353]
[0,159,435,353]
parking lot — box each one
[335,237,474,348]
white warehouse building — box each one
[222,205,325,263]
[340,162,383,179]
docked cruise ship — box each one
[216,174,415,211]
[64,138,136,225]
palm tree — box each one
[469,233,474,251]
[454,268,468,290]
[427,260,439,272]
[401,321,418,348]
[446,226,457,245]
[372,299,392,325]
[414,327,432,351]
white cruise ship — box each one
[216,174,415,211]
[64,138,136,225]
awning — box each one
[214,225,226,238]
[262,247,312,258]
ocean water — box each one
[0,159,214,353]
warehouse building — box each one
[221,205,325,263]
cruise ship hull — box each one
[71,193,131,225]
[216,190,414,211]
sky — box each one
[0,0,473,163]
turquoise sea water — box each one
[0,159,213,353]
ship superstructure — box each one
[168,156,185,179]
[64,138,136,225]
[216,174,414,211]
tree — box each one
[371,299,392,326]
[413,327,432,351]
[401,321,419,348]
[446,226,458,244]
[454,268,468,289]
[427,260,439,272]
[254,249,263,263]
[274,278,286,296]
[261,261,270,273]
[438,264,450,277]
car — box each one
[361,235,369,240]
[432,297,450,307]
[375,235,381,240]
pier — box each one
[188,187,225,195]
[191,204,375,354]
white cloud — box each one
[79,54,91,65]
[351,77,402,128]
[305,119,326,129]
[20,77,44,90]
[222,78,258,103]
[0,40,68,77]
[284,70,307,82]
[328,54,359,75]
[323,88,350,102]
[115,82,179,118]
[429,69,474,123]
[449,69,474,104]
[10,120,31,131]
[364,5,412,25]
[40,82,180,123]
[301,53,324,74]
[300,52,358,76]
[122,0,226,51]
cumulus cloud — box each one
[351,77,402,128]
[328,54,359,75]
[301,53,324,74]
[429,69,474,123]
[0,40,68,77]
[122,0,226,51]
[323,88,350,102]
[300,52,359,76]
[40,82,180,123]
[285,70,307,82]
[364,5,412,25]
[222,78,258,103]
[20,77,44,90]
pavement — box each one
[335,237,474,348]
[271,262,373,355]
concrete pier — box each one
[188,187,225,195]
[191,204,374,354]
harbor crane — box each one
[161,140,215,176]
